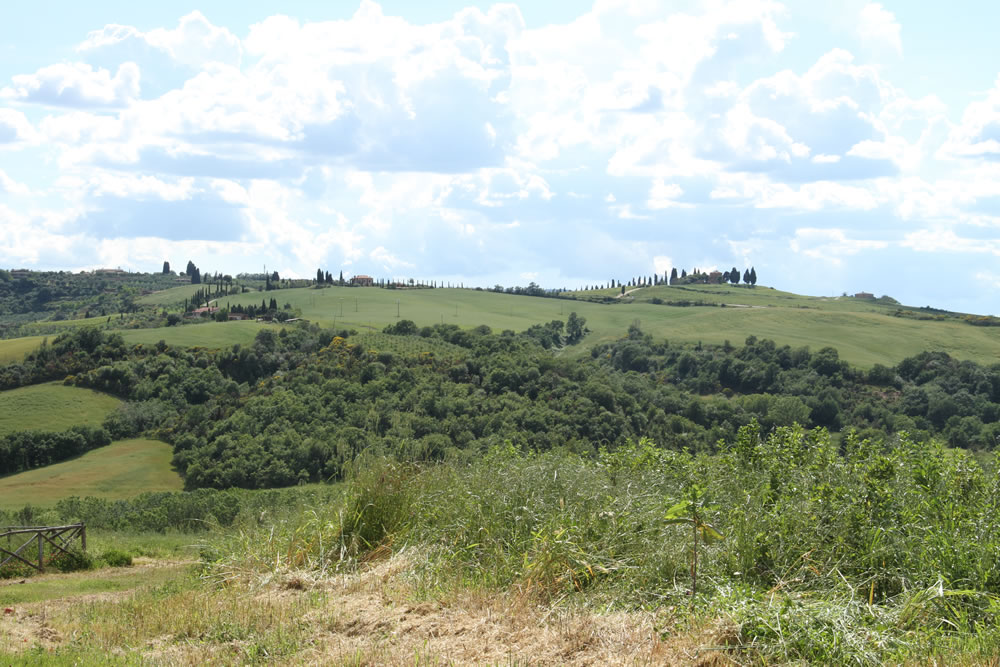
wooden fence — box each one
[0,523,86,573]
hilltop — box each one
[117,281,1000,368]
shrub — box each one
[99,549,133,567]
[49,549,94,573]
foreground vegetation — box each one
[2,430,997,664]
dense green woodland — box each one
[0,269,184,329]
[2,320,999,489]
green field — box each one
[120,320,278,348]
[0,382,121,437]
[212,284,1000,367]
[0,439,182,508]
[0,335,45,363]
[2,284,998,368]
[136,283,202,306]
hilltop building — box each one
[351,274,374,287]
[854,292,874,299]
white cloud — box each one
[902,229,1000,256]
[940,75,1000,161]
[0,108,35,144]
[790,227,889,265]
[2,62,139,108]
[0,1,997,313]
[652,255,673,275]
[0,169,29,195]
[370,245,415,271]
[647,179,686,209]
[857,3,902,56]
[80,11,242,69]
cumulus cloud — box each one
[80,11,241,69]
[857,3,902,56]
[940,75,1000,161]
[0,109,35,144]
[0,1,996,311]
[790,227,889,265]
[1,62,139,108]
[0,169,29,195]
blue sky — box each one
[2,1,1000,314]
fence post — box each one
[81,524,86,551]
[38,533,44,573]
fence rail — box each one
[0,523,86,573]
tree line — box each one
[3,318,999,487]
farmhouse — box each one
[351,274,374,287]
[708,270,723,283]
[188,306,218,317]
[854,292,874,299]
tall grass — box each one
[209,428,1000,663]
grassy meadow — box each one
[0,438,182,509]
[1,284,996,368]
[0,335,45,363]
[119,320,277,349]
[135,283,203,306]
[205,284,1000,367]
[0,382,120,437]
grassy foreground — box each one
[0,382,120,437]
[0,439,182,509]
[3,428,996,664]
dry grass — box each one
[0,553,736,666]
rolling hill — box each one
[0,438,182,508]
[2,284,998,368]
[0,382,121,437]
[198,284,1000,368]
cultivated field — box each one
[135,283,202,306]
[215,284,1000,367]
[0,382,120,437]
[0,439,182,508]
[0,335,45,363]
[2,284,998,368]
[120,320,278,349]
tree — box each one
[339,271,344,286]
[750,267,757,286]
[191,267,201,284]
[729,267,739,285]
[681,269,687,278]
[185,260,196,277]
[670,268,678,285]
[162,261,170,274]
[316,268,323,283]
[566,312,587,344]
[743,269,750,285]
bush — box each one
[99,549,133,567]
[49,549,94,573]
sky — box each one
[2,1,1000,314]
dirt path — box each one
[616,288,643,299]
[1,554,734,665]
